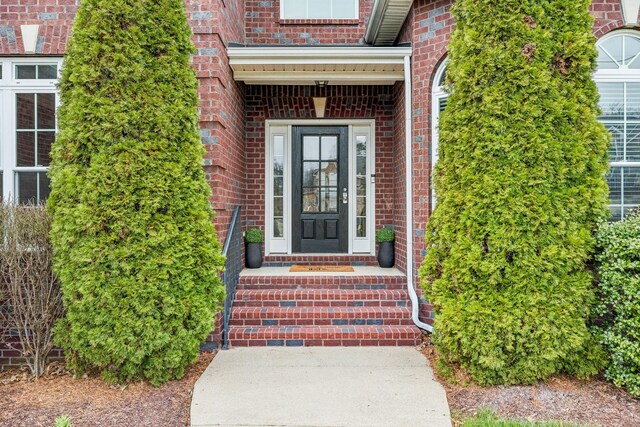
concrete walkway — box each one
[191,347,451,427]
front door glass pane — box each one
[302,135,339,213]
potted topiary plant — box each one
[376,227,395,268]
[244,227,264,269]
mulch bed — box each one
[0,352,215,427]
[420,340,640,427]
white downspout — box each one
[404,54,433,333]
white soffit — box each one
[228,46,412,85]
[365,0,414,46]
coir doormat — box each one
[289,265,355,273]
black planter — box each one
[377,241,395,268]
[245,242,263,269]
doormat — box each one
[289,265,355,273]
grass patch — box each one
[462,410,586,427]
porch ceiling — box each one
[227,46,412,85]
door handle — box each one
[342,188,348,204]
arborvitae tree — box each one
[420,0,610,385]
[49,0,225,385]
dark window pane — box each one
[356,136,366,156]
[322,189,337,212]
[628,124,640,161]
[624,168,640,206]
[303,162,320,187]
[607,167,622,205]
[16,131,35,166]
[356,218,366,238]
[356,176,366,196]
[16,172,38,204]
[38,65,57,79]
[274,177,283,197]
[598,83,624,121]
[357,196,366,216]
[603,123,624,161]
[609,205,622,222]
[16,93,35,129]
[16,65,36,79]
[37,93,56,129]
[320,162,337,186]
[439,97,448,113]
[303,188,319,212]
[357,156,366,176]
[321,136,337,160]
[39,173,51,201]
[0,64,2,79]
[274,197,283,217]
[627,83,640,120]
[273,218,284,238]
[303,136,320,160]
[37,131,55,166]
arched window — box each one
[431,58,449,209]
[595,31,640,220]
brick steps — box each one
[237,275,406,290]
[228,325,421,347]
[230,306,414,327]
[233,289,410,308]
[227,269,422,347]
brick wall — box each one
[392,82,408,272]
[188,0,247,242]
[244,0,373,45]
[244,85,402,251]
[406,0,454,288]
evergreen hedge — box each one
[49,0,225,385]
[420,0,610,385]
[595,211,640,398]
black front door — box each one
[292,126,348,253]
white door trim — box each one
[265,119,376,255]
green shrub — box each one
[48,0,225,386]
[595,210,640,398]
[244,228,264,243]
[419,0,609,385]
[376,228,395,243]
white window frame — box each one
[265,119,375,255]
[280,0,359,20]
[594,30,640,220]
[431,58,449,210]
[0,57,62,204]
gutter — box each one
[404,55,433,333]
[364,0,387,44]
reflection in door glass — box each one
[273,135,285,237]
[303,187,320,212]
[355,135,367,237]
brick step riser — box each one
[237,284,406,290]
[230,318,415,327]
[228,326,422,347]
[229,339,421,346]
[233,300,410,308]
[235,290,409,300]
